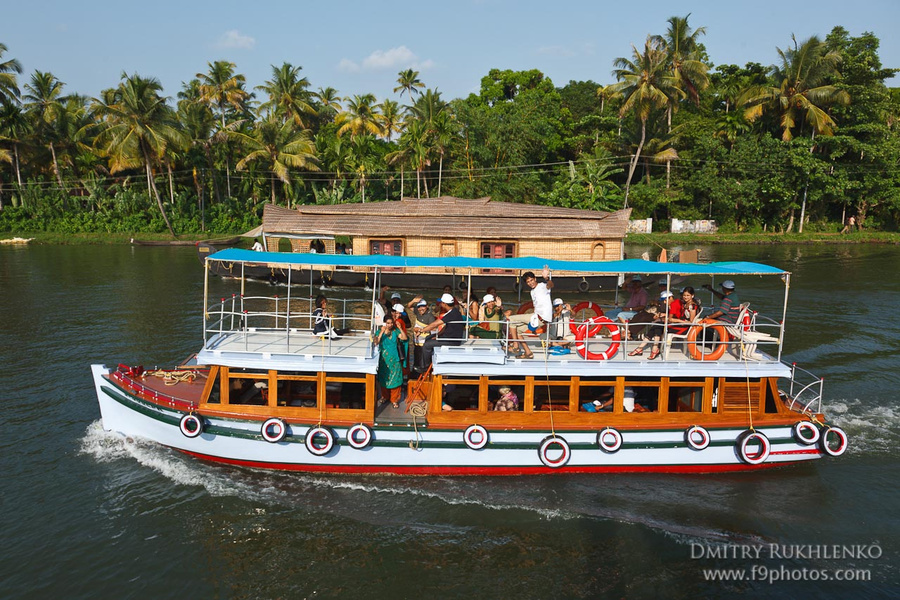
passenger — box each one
[392,302,412,329]
[374,315,408,409]
[313,295,350,338]
[493,386,519,411]
[469,294,503,339]
[670,286,701,330]
[628,292,679,359]
[618,275,649,322]
[379,286,403,316]
[416,293,466,369]
[589,387,646,412]
[506,266,554,333]
[466,293,480,331]
[549,298,574,346]
[485,286,503,309]
[407,298,436,373]
[251,238,264,252]
[703,280,741,324]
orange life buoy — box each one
[686,319,728,361]
[569,301,604,335]
[574,316,621,360]
[516,301,533,314]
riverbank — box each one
[3,230,898,246]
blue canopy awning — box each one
[206,248,788,277]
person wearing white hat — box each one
[469,294,503,340]
[406,297,436,370]
[415,292,466,374]
[703,280,741,324]
[549,298,574,345]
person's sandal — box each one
[392,402,400,409]
[628,349,643,356]
[648,349,660,360]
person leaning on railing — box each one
[414,293,466,372]
[702,280,741,324]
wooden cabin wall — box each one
[352,237,622,261]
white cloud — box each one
[215,30,256,50]
[338,46,434,73]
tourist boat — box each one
[90,250,848,474]
[199,197,631,291]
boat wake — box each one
[826,397,900,455]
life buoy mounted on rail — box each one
[574,316,621,361]
[686,319,728,361]
[569,302,604,336]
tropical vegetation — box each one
[1,20,898,237]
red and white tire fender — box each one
[261,417,287,443]
[305,426,335,456]
[179,413,203,438]
[792,421,821,446]
[347,423,374,450]
[819,426,848,457]
[538,435,571,468]
[464,424,489,450]
[597,427,623,453]
[736,430,770,465]
[569,301,604,335]
[684,425,711,451]
[574,316,621,361]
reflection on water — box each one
[1,244,899,598]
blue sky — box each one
[3,0,898,104]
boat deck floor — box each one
[204,330,373,359]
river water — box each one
[1,243,897,599]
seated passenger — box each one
[493,386,519,411]
[549,298,574,347]
[702,280,741,324]
[617,275,649,322]
[407,298,436,373]
[313,295,350,338]
[415,293,466,369]
[628,294,679,359]
[469,294,503,339]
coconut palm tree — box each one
[313,87,342,124]
[196,61,250,198]
[379,99,403,142]
[743,35,850,141]
[652,14,709,116]
[0,43,22,108]
[256,62,315,127]
[230,116,318,205]
[91,73,185,237]
[394,69,424,100]
[0,102,29,186]
[22,71,69,188]
[609,37,678,206]
[335,94,383,139]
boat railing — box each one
[785,363,824,415]
[203,294,378,358]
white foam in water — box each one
[79,421,271,500]
[826,398,900,455]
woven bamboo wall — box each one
[352,236,621,261]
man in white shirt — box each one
[506,265,554,336]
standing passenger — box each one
[375,316,408,409]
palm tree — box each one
[91,73,185,237]
[408,88,447,124]
[0,43,22,108]
[394,69,424,100]
[23,71,68,188]
[401,119,430,198]
[230,117,318,205]
[313,87,342,123]
[335,94,383,139]
[196,61,250,198]
[609,37,678,206]
[743,35,850,141]
[652,14,709,123]
[431,111,455,196]
[379,99,403,142]
[0,102,29,186]
[256,62,315,127]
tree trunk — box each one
[167,163,175,204]
[144,148,176,237]
[798,181,808,234]
[192,167,205,232]
[623,119,646,208]
[206,146,221,204]
[416,168,421,199]
[271,174,276,204]
[13,143,22,186]
[666,160,671,189]
[438,152,444,197]
[400,166,404,200]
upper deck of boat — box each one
[197,328,792,379]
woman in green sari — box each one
[375,316,408,408]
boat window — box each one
[370,239,403,256]
[621,381,660,413]
[764,380,780,414]
[324,373,367,410]
[668,385,704,413]
[228,377,269,406]
[441,377,481,411]
[578,385,614,412]
[205,373,221,404]
[718,378,762,414]
[275,375,319,408]
[533,381,571,412]
[486,381,524,412]
[480,242,516,274]
[591,242,606,260]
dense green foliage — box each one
[0,22,898,237]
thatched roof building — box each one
[259,197,630,262]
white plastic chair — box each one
[724,303,779,359]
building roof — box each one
[260,197,631,240]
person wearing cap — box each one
[379,286,403,316]
[415,292,466,371]
[627,292,675,359]
[617,275,649,322]
[549,298,574,345]
[469,294,503,339]
[703,280,741,324]
[406,297,436,372]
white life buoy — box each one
[464,424,489,450]
[179,413,203,438]
[538,435,571,468]
[347,423,374,449]
[261,417,287,443]
[305,426,335,456]
[597,427,623,453]
[736,430,770,465]
[792,421,821,446]
[819,426,848,457]
[684,425,711,451]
